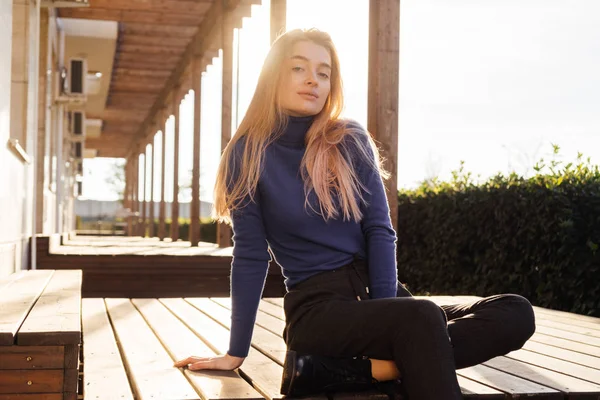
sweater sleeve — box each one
[226,140,272,358]
[351,123,398,299]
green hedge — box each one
[396,146,600,317]
[151,218,218,243]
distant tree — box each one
[105,158,126,204]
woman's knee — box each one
[500,294,536,349]
[402,298,448,329]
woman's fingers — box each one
[173,356,211,368]
[188,359,217,371]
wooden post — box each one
[140,146,147,237]
[217,5,234,248]
[149,139,155,238]
[270,0,287,44]
[159,111,167,240]
[189,58,202,246]
[367,0,400,232]
[125,159,131,235]
[171,87,182,242]
[132,154,138,236]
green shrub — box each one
[397,145,600,317]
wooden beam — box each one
[117,53,180,65]
[110,83,165,93]
[58,8,206,26]
[140,148,147,237]
[132,155,139,236]
[118,44,185,56]
[88,0,213,14]
[189,58,202,246]
[217,1,234,248]
[270,0,286,44]
[119,35,189,48]
[120,22,197,37]
[171,87,181,242]
[112,61,175,71]
[367,0,400,232]
[159,114,167,241]
[149,137,156,238]
[112,68,172,78]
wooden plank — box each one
[58,8,205,26]
[458,364,562,398]
[0,271,23,294]
[536,319,600,339]
[89,0,212,14]
[212,298,285,337]
[188,298,287,365]
[0,270,53,345]
[505,348,600,384]
[63,368,78,393]
[161,298,287,400]
[523,340,600,370]
[119,44,185,56]
[530,332,600,358]
[0,370,63,393]
[0,346,64,369]
[17,270,81,346]
[257,300,285,320]
[0,394,62,400]
[64,344,79,369]
[82,298,133,400]
[104,298,199,399]
[132,298,263,400]
[533,309,600,331]
[121,22,197,37]
[536,325,600,348]
[484,355,600,396]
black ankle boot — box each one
[280,350,376,397]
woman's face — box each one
[278,40,332,117]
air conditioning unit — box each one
[41,0,90,8]
[73,141,83,159]
[55,58,87,105]
[68,110,86,141]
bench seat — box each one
[81,295,600,399]
[0,270,82,400]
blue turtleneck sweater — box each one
[227,116,398,358]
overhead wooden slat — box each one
[120,22,198,37]
[121,35,190,48]
[0,270,53,345]
[112,61,175,71]
[104,298,199,400]
[132,298,263,400]
[117,53,180,65]
[17,270,82,346]
[82,299,134,400]
[88,0,213,14]
[59,8,206,26]
[110,84,164,93]
[112,68,172,78]
[118,44,186,56]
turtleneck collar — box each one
[276,115,315,148]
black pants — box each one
[283,258,536,400]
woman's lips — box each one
[298,92,318,101]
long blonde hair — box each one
[213,28,388,224]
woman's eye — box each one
[292,66,303,72]
[319,72,330,79]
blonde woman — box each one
[175,29,535,399]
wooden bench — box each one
[81,295,600,399]
[0,270,83,400]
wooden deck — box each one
[34,234,285,298]
[82,295,600,400]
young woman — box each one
[174,28,536,399]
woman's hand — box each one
[173,353,245,371]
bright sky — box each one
[82,0,600,202]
